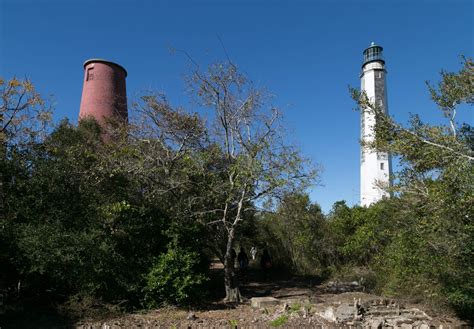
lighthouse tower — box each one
[360,42,391,206]
[79,59,128,124]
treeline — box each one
[0,58,472,320]
[259,193,472,318]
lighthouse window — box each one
[380,163,384,170]
[87,68,94,81]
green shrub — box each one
[144,244,208,306]
[445,286,474,319]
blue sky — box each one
[1,0,473,212]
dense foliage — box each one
[0,80,211,310]
[2,119,191,308]
[257,193,330,276]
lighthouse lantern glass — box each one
[364,46,383,64]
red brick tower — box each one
[79,59,128,124]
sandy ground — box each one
[75,263,469,329]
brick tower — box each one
[79,59,128,124]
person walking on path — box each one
[230,248,237,269]
[250,246,257,261]
[237,247,249,275]
[260,249,272,281]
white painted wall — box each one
[360,61,391,206]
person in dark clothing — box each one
[237,247,249,275]
[230,248,237,268]
[260,249,272,280]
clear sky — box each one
[1,0,473,212]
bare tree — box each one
[187,62,317,302]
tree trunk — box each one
[223,228,242,303]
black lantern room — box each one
[363,42,385,66]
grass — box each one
[270,315,288,327]
[229,319,239,328]
[289,302,301,313]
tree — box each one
[116,61,316,303]
[0,77,52,302]
[258,193,328,275]
[0,77,51,147]
[0,77,51,224]
[186,62,317,302]
[328,200,396,266]
[129,61,320,303]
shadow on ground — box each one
[1,262,324,327]
[206,260,324,308]
[1,301,77,329]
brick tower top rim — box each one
[83,59,127,77]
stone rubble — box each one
[186,311,197,320]
[252,291,442,329]
[323,280,364,293]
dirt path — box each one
[76,266,468,328]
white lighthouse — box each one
[360,42,391,206]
